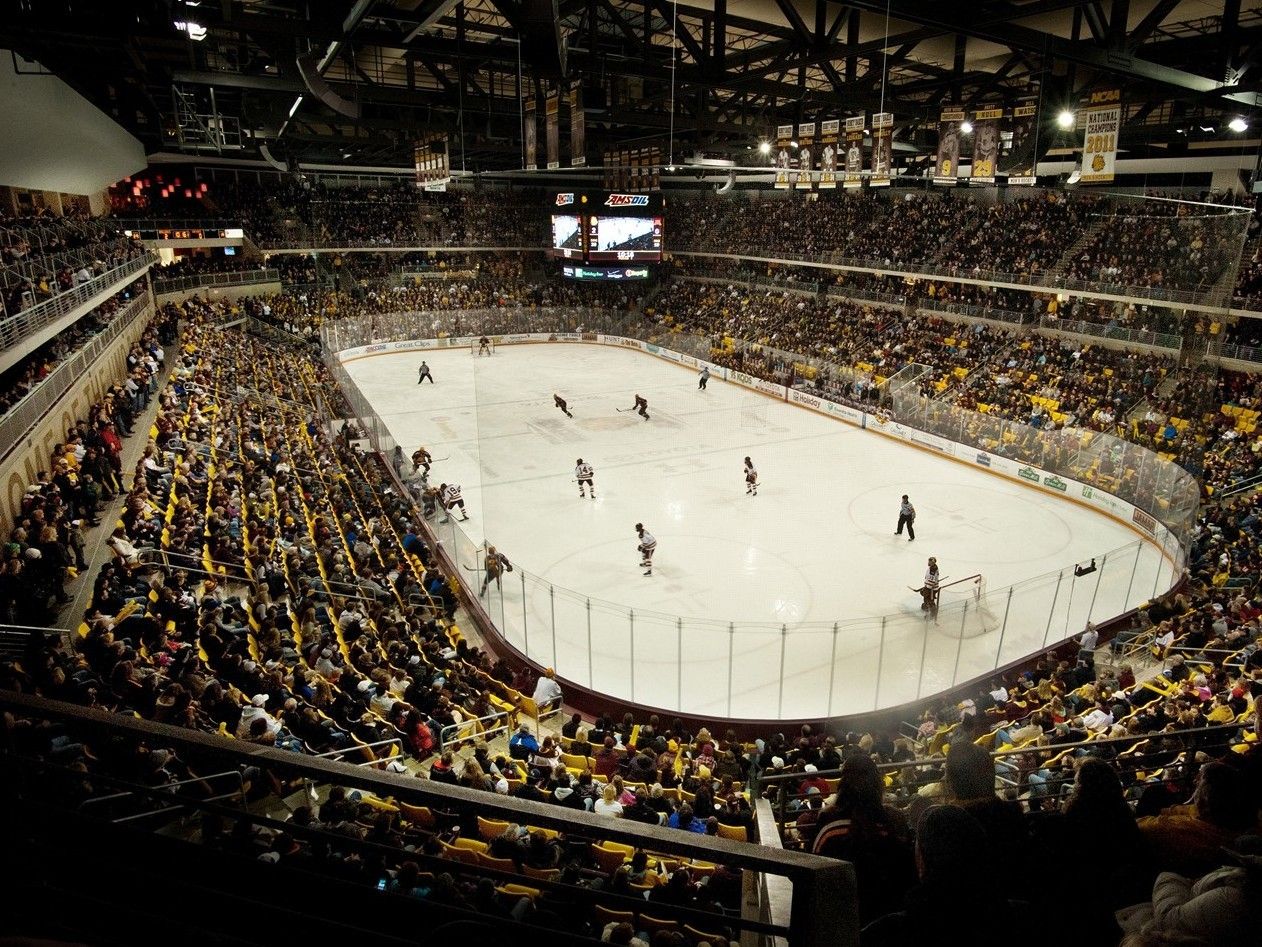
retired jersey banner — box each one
[414,135,450,189]
[774,124,793,189]
[1000,104,1038,185]
[970,107,1003,184]
[870,112,893,187]
[818,119,839,188]
[933,108,965,185]
[843,115,865,188]
[1081,88,1121,184]
[796,122,815,189]
[524,96,538,170]
[545,91,560,169]
[569,84,586,166]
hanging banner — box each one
[796,122,815,189]
[414,135,450,189]
[774,124,793,189]
[1080,88,1121,184]
[870,112,893,187]
[970,107,1003,184]
[545,91,560,169]
[843,115,865,188]
[524,96,538,170]
[933,108,965,185]
[569,84,586,167]
[1000,104,1038,185]
[818,119,839,188]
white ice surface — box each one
[345,342,1173,719]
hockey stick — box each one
[615,407,634,412]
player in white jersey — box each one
[743,456,758,496]
[439,482,469,522]
[635,522,656,576]
[574,458,595,499]
[919,557,941,619]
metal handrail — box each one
[0,254,153,351]
[152,268,280,295]
[309,738,403,760]
[0,295,153,463]
[80,767,246,809]
[439,709,512,752]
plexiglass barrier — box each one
[325,308,1189,719]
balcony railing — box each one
[0,254,152,352]
[152,268,280,295]
[0,294,153,463]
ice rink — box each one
[344,342,1173,719]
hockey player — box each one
[744,456,758,496]
[635,522,656,576]
[417,361,434,385]
[421,484,441,519]
[439,482,469,522]
[918,557,941,619]
[411,447,432,479]
[478,335,491,355]
[896,494,916,542]
[698,367,711,390]
[554,394,573,418]
[629,394,650,420]
[574,458,595,498]
[480,545,513,596]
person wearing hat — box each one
[508,722,540,761]
[236,693,280,741]
[531,666,563,713]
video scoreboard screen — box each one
[548,191,664,262]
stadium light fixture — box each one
[288,95,304,118]
[1057,109,1075,129]
[758,141,771,155]
[1230,117,1249,133]
[790,140,798,148]
[959,120,973,135]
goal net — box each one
[933,574,1002,639]
[470,338,495,355]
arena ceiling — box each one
[1,0,1260,174]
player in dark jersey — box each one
[629,394,649,420]
[554,394,573,418]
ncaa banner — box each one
[933,107,965,185]
[870,112,893,187]
[524,96,538,170]
[774,124,793,189]
[818,119,839,188]
[1000,104,1038,185]
[970,107,1003,184]
[1081,88,1121,184]
[843,115,865,188]
[796,122,815,189]
[545,91,561,169]
[569,84,586,166]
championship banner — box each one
[999,104,1038,185]
[524,96,537,170]
[933,108,965,185]
[647,146,662,190]
[545,91,560,169]
[843,115,864,188]
[818,119,839,188]
[414,135,450,190]
[796,122,815,189]
[1080,88,1121,184]
[870,112,893,187]
[774,124,793,189]
[969,107,1003,184]
[569,84,586,167]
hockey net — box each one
[470,338,495,355]
[933,574,1001,639]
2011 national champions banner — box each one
[870,112,893,187]
[818,119,839,189]
[933,108,965,185]
[569,84,586,167]
[970,107,1003,184]
[843,115,864,188]
[774,124,793,189]
[545,90,560,169]
[1080,88,1121,184]
[524,96,537,170]
[998,104,1037,185]
[414,135,450,190]
[796,122,815,189]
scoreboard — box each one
[549,191,664,263]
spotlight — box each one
[758,141,771,155]
[959,120,973,135]
[790,140,799,148]
[1230,117,1249,133]
[1057,109,1075,129]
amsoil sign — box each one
[605,194,649,207]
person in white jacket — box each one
[532,668,563,711]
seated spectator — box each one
[1138,762,1261,875]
